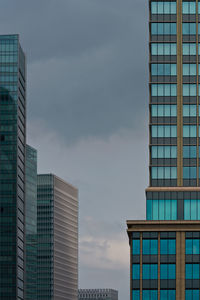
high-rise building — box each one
[37,174,78,300]
[25,145,37,300]
[127,1,200,299]
[0,34,26,300]
[78,289,118,300]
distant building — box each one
[37,174,78,300]
[78,289,118,300]
[25,145,37,300]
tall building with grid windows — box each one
[37,174,78,300]
[25,145,37,300]
[127,1,200,299]
[0,35,26,300]
[78,289,118,300]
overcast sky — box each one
[1,0,148,298]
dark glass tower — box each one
[25,145,37,300]
[127,1,200,299]
[0,35,26,299]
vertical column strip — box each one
[196,0,199,185]
[177,0,183,186]
[140,233,143,300]
[130,236,133,300]
[180,232,185,299]
[158,232,160,300]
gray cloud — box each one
[1,0,149,298]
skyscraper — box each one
[37,174,78,300]
[127,1,200,299]
[0,34,26,300]
[25,145,37,300]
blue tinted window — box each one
[186,290,199,300]
[152,84,177,96]
[132,264,140,279]
[151,23,176,35]
[151,2,176,14]
[151,167,177,179]
[143,264,158,279]
[183,125,197,137]
[132,290,140,300]
[143,290,158,300]
[182,2,196,14]
[143,239,158,255]
[160,290,176,300]
[151,126,177,137]
[160,264,176,279]
[183,64,196,76]
[183,167,197,179]
[186,239,200,254]
[151,146,177,159]
[160,239,176,254]
[151,43,176,55]
[183,43,196,55]
[151,64,177,76]
[184,199,200,220]
[147,200,177,220]
[132,239,140,255]
[186,264,200,279]
[183,105,196,116]
[183,146,196,158]
[182,23,196,35]
[151,105,177,117]
[183,84,196,96]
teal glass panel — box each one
[132,290,140,300]
[183,146,196,158]
[183,43,196,55]
[182,2,196,14]
[182,23,196,34]
[132,264,140,279]
[133,240,140,255]
[143,264,158,279]
[143,240,158,255]
[160,290,176,300]
[186,264,200,279]
[160,264,176,279]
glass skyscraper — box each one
[25,145,37,300]
[127,1,200,299]
[37,174,78,300]
[0,35,26,300]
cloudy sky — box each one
[1,0,148,298]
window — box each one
[182,2,196,14]
[151,64,177,76]
[182,84,196,96]
[151,167,177,179]
[151,2,176,14]
[185,290,199,300]
[132,239,140,255]
[151,23,177,35]
[151,84,177,96]
[183,105,196,117]
[147,199,177,220]
[151,146,177,158]
[182,23,196,35]
[142,239,158,255]
[160,264,176,279]
[132,290,140,300]
[160,239,176,254]
[151,125,177,137]
[184,200,200,220]
[160,290,176,300]
[183,146,196,158]
[183,125,196,137]
[183,43,196,55]
[186,239,200,254]
[132,264,140,279]
[182,64,196,76]
[142,290,158,300]
[142,264,158,279]
[185,264,200,279]
[151,105,177,117]
[151,43,177,56]
[183,167,196,179]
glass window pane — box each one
[132,264,140,279]
[184,200,191,220]
[133,240,140,255]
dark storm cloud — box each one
[1,0,148,142]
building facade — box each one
[0,34,26,300]
[78,289,118,300]
[127,0,200,299]
[25,145,37,300]
[37,174,78,300]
